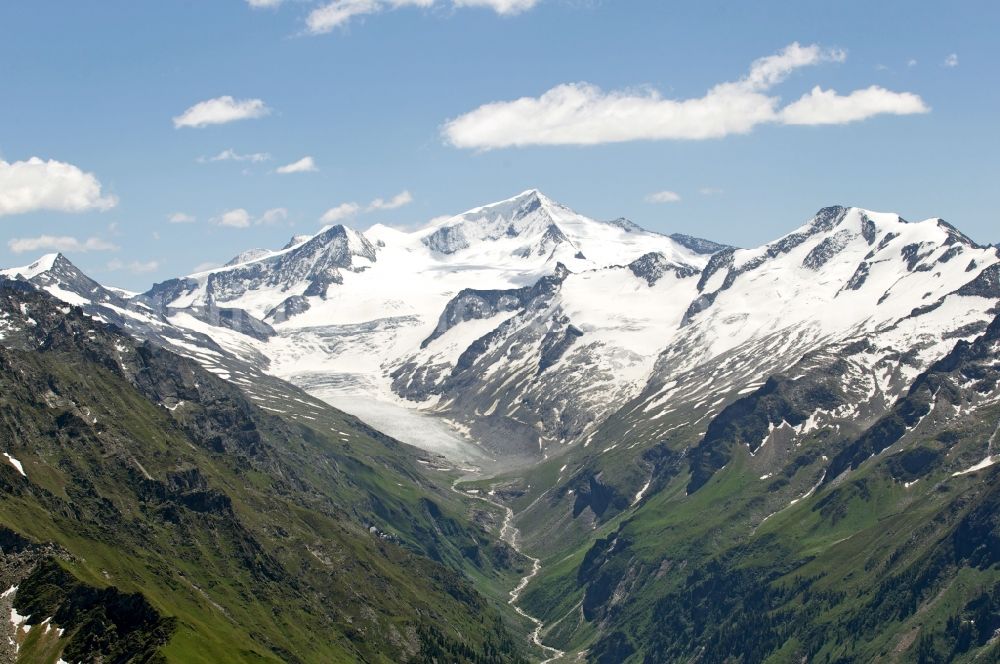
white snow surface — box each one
[3,453,25,478]
[0,253,59,280]
[4,194,999,461]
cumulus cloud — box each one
[212,207,288,228]
[306,0,538,34]
[275,156,318,174]
[198,149,271,164]
[780,85,929,125]
[0,157,118,217]
[368,190,413,211]
[258,207,289,225]
[645,190,681,203]
[7,235,118,254]
[167,212,196,224]
[173,96,271,129]
[442,42,929,149]
[944,53,959,67]
[320,202,361,223]
[213,208,252,228]
[107,259,160,274]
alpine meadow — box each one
[1,2,998,663]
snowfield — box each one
[3,192,998,462]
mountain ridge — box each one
[3,194,997,464]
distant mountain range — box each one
[3,191,999,662]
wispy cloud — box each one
[8,235,118,254]
[368,190,413,211]
[443,43,929,149]
[167,212,196,224]
[246,0,283,7]
[258,207,289,225]
[173,96,271,129]
[318,190,413,224]
[192,261,222,273]
[699,187,723,196]
[213,208,252,228]
[645,190,681,204]
[276,156,318,174]
[320,202,361,223]
[0,157,118,217]
[944,53,959,68]
[212,207,288,228]
[305,0,539,34]
[107,258,160,274]
[198,148,271,164]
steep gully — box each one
[451,478,565,663]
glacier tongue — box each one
[3,195,999,463]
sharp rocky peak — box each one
[606,217,646,233]
[422,189,571,255]
[1,252,128,308]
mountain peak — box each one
[283,234,313,250]
[606,217,645,233]
[0,252,64,280]
[422,190,567,255]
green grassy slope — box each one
[0,281,529,663]
[507,315,1000,663]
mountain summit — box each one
[3,195,997,461]
[3,194,1000,663]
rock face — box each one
[0,281,527,663]
[140,223,377,312]
[3,195,999,466]
[668,232,735,255]
[422,190,571,256]
[4,193,1000,663]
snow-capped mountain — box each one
[3,192,998,467]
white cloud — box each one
[645,190,681,204]
[247,0,283,7]
[168,212,196,223]
[320,202,361,223]
[452,0,539,14]
[944,53,959,67]
[0,157,118,217]
[213,208,252,228]
[318,192,413,223]
[107,259,159,274]
[258,207,289,225]
[212,207,288,228]
[7,235,118,254]
[368,190,413,211]
[173,96,271,129]
[907,58,918,67]
[305,0,536,34]
[307,0,381,33]
[699,187,723,196]
[199,148,271,164]
[442,43,928,149]
[192,261,222,273]
[780,85,929,125]
[275,156,318,174]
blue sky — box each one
[0,0,997,289]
